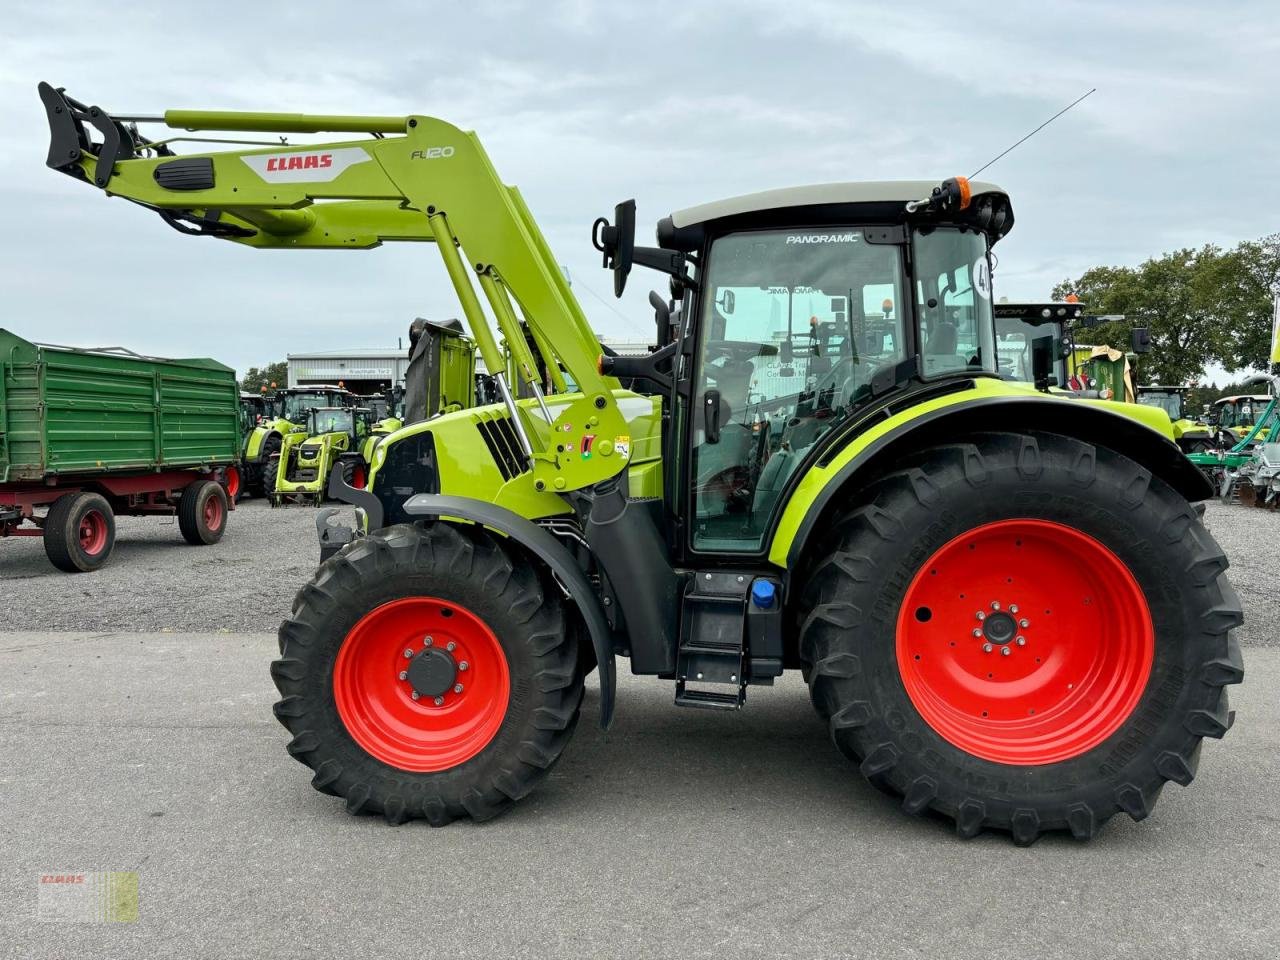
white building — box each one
[287,348,409,394]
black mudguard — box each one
[401,494,616,730]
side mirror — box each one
[1131,327,1152,354]
[591,199,636,297]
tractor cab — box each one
[281,386,350,426]
[602,178,1013,555]
[1137,385,1188,422]
[992,301,1080,387]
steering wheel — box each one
[809,355,881,410]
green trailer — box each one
[0,329,239,571]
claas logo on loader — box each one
[264,153,333,172]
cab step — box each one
[674,571,750,710]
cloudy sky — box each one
[1,2,1276,375]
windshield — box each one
[284,392,333,421]
[913,227,995,377]
[309,409,354,435]
[1137,391,1184,421]
[691,227,907,551]
[994,316,1063,384]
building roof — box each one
[670,180,1006,229]
[288,348,402,360]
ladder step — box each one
[674,687,742,711]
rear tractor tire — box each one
[178,480,229,545]
[797,430,1243,845]
[272,522,583,825]
[250,435,282,498]
[43,492,116,573]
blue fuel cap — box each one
[751,580,777,609]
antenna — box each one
[970,88,1097,179]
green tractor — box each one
[249,385,350,497]
[45,87,1242,845]
[1135,386,1214,453]
[270,405,372,506]
[1211,393,1274,443]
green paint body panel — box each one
[365,389,662,528]
[0,328,238,484]
[766,378,1174,567]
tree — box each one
[1052,236,1280,385]
[240,361,288,393]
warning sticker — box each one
[614,435,631,460]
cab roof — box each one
[669,180,1006,229]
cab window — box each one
[691,228,906,552]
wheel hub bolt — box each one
[1009,604,1019,614]
[433,696,445,706]
[458,661,469,671]
[991,601,1001,611]
[399,670,408,680]
[453,683,463,694]
[1000,646,1011,656]
[411,691,420,700]
[975,611,986,621]
[403,648,413,659]
[424,636,434,647]
[1016,636,1026,646]
[1019,618,1030,628]
[972,628,983,637]
[982,643,993,653]
[446,641,456,652]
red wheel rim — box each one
[896,519,1153,765]
[225,466,241,498]
[203,493,225,531]
[78,509,108,556]
[333,597,510,772]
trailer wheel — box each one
[797,430,1243,844]
[178,480,229,545]
[44,492,116,573]
[272,522,582,825]
[225,465,244,503]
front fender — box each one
[401,494,616,730]
[773,384,1212,569]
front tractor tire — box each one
[798,430,1243,844]
[272,522,583,825]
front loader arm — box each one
[40,82,628,495]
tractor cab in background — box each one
[1136,385,1214,453]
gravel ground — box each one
[0,498,1275,643]
[0,498,353,632]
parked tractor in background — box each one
[271,405,373,506]
[993,301,1172,435]
[45,86,1242,845]
[257,385,352,496]
[1211,393,1274,443]
[1135,386,1214,453]
[1,329,238,571]
[1187,378,1280,505]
